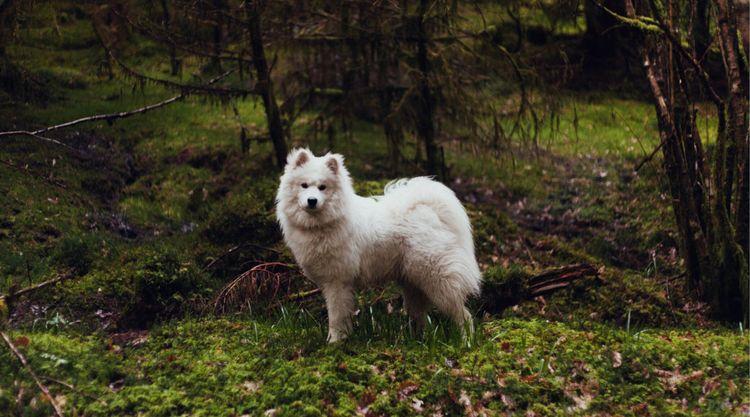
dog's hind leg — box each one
[321,281,356,343]
[402,282,429,334]
[417,277,473,338]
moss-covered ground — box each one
[1,3,747,416]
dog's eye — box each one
[301,183,308,189]
[318,185,326,191]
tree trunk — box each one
[211,0,226,72]
[625,0,748,324]
[159,0,179,76]
[246,0,287,169]
[383,116,403,175]
[714,0,749,322]
[0,0,17,57]
[415,0,439,178]
[692,0,710,59]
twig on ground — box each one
[1,331,65,417]
[527,263,598,296]
[42,376,107,404]
[202,243,282,272]
[286,288,321,302]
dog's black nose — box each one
[307,198,318,209]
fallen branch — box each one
[0,272,74,303]
[1,331,65,417]
[480,263,600,315]
[527,263,599,296]
[0,69,234,143]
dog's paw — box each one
[326,329,348,344]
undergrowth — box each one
[0,2,746,416]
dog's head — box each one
[276,148,352,229]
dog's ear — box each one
[326,157,339,174]
[295,152,309,167]
[288,149,310,168]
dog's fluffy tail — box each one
[383,178,414,195]
[383,177,481,295]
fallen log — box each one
[479,263,600,315]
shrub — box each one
[51,232,96,274]
[122,249,212,327]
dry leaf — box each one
[14,336,30,347]
[612,351,622,368]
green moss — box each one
[469,205,519,263]
[354,180,390,197]
[50,232,96,274]
[2,317,747,416]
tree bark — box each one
[211,0,226,72]
[625,0,748,323]
[159,0,179,75]
[692,0,710,59]
[246,0,287,169]
[714,0,749,322]
[415,0,439,178]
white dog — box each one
[276,148,481,342]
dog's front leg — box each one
[321,281,355,343]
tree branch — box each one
[634,139,666,172]
[0,69,234,142]
[644,0,723,106]
[110,53,256,97]
[113,7,256,65]
[1,331,65,417]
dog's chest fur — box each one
[285,220,400,286]
[285,222,360,284]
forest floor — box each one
[0,4,747,417]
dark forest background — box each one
[0,1,748,416]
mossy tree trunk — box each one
[624,0,749,323]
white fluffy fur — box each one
[276,148,481,342]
